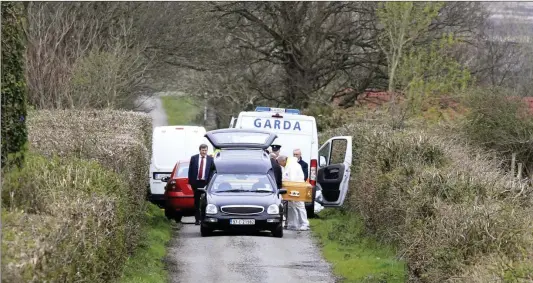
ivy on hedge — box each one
[1,2,28,169]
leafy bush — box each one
[462,88,533,176]
[302,104,345,132]
[1,2,28,168]
[322,122,533,282]
[2,152,129,283]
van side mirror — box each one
[161,177,170,182]
[278,189,287,195]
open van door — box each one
[317,136,352,207]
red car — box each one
[162,160,195,223]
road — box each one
[166,226,336,283]
[135,95,168,127]
[144,94,336,283]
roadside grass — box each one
[160,95,201,126]
[118,204,174,283]
[310,209,407,283]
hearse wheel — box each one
[200,225,212,237]
[272,224,283,238]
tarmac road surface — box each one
[145,93,336,283]
[166,218,337,283]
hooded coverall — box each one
[282,156,310,231]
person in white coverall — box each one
[277,155,310,231]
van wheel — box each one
[200,225,212,237]
[272,225,283,238]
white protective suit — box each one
[282,156,310,231]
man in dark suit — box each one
[269,152,283,190]
[293,148,309,181]
[188,144,216,225]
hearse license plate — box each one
[230,219,255,225]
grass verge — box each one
[160,96,201,126]
[310,209,407,283]
[118,204,173,283]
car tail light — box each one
[168,180,181,192]
[309,159,317,186]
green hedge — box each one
[27,109,152,250]
[2,152,129,282]
[1,1,28,168]
[462,89,533,175]
[2,110,153,282]
[322,122,533,282]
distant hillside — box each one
[485,2,533,42]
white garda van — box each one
[149,125,213,206]
[229,106,352,215]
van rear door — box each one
[152,126,208,171]
[316,136,352,207]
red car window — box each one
[176,165,189,178]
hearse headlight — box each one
[267,204,279,215]
[206,204,218,215]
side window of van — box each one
[318,144,330,167]
[330,139,348,165]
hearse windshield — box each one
[210,174,274,193]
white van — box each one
[229,106,352,214]
[149,126,213,205]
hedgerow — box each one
[1,1,28,169]
[2,110,152,283]
[321,120,533,282]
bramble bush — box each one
[462,88,533,176]
[321,119,533,282]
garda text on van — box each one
[253,118,302,131]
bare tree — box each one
[463,2,533,96]
[24,2,154,110]
[210,1,381,108]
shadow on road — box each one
[177,226,276,239]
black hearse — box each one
[198,129,287,238]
